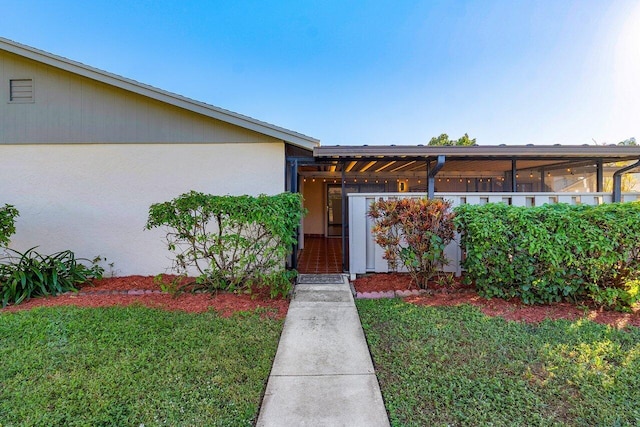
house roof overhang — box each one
[308,145,640,176]
[0,37,320,151]
[314,144,640,161]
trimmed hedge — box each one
[455,202,640,310]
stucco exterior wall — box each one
[0,143,285,276]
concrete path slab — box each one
[269,306,374,376]
[257,274,390,426]
[292,288,354,303]
[258,375,388,427]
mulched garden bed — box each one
[353,272,640,328]
[4,273,639,328]
[1,275,289,319]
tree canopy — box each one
[618,137,637,146]
[428,133,476,146]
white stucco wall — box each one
[1,143,285,276]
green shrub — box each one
[368,197,455,288]
[455,202,640,309]
[0,247,104,307]
[146,191,305,298]
[0,204,19,247]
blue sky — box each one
[2,0,639,145]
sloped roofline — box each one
[0,37,319,150]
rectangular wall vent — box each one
[10,79,33,102]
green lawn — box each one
[0,305,283,426]
[357,299,640,427]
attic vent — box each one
[9,79,34,102]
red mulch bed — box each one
[1,275,288,319]
[353,273,640,328]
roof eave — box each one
[314,145,640,159]
[0,37,319,150]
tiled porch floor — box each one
[297,236,343,274]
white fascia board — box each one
[0,38,319,150]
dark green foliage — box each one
[146,191,305,297]
[357,299,640,426]
[455,202,640,309]
[0,204,19,247]
[427,132,476,146]
[0,248,104,307]
[0,306,283,426]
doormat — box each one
[297,274,345,284]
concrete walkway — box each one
[257,274,390,427]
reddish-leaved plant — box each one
[368,197,455,289]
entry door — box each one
[327,185,344,237]
[326,184,384,237]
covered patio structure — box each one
[291,144,640,275]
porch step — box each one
[297,273,345,284]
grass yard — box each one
[0,305,283,426]
[357,299,640,427]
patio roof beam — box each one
[597,160,603,192]
[286,158,299,270]
[428,155,445,198]
[613,158,640,202]
[341,162,347,272]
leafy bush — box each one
[146,191,305,298]
[0,247,104,307]
[455,202,640,309]
[0,204,19,247]
[368,197,455,288]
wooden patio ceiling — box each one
[301,145,640,176]
[299,159,602,175]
